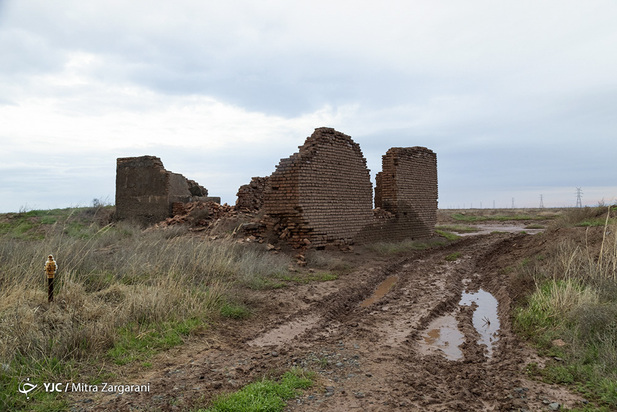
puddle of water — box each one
[248,315,320,347]
[417,314,464,360]
[460,289,500,357]
[460,224,544,236]
[360,276,398,308]
[418,288,501,360]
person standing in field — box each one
[45,255,57,302]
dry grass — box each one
[515,206,617,406]
[0,225,291,361]
[551,205,617,228]
[0,211,292,409]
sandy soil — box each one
[70,227,590,411]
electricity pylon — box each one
[575,188,583,208]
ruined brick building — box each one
[115,156,217,225]
[242,127,438,247]
[371,147,438,240]
[115,128,438,246]
[262,128,374,247]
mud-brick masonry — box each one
[374,147,438,239]
[263,127,374,248]
[115,156,212,225]
[236,176,269,211]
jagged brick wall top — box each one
[236,176,269,211]
[375,146,437,237]
[263,127,373,247]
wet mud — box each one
[359,276,398,308]
[72,232,588,411]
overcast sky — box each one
[1,0,616,213]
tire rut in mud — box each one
[74,234,586,411]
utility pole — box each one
[493,200,495,209]
[575,188,583,208]
[539,194,544,208]
[511,197,515,209]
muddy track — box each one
[73,233,585,411]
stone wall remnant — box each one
[115,156,211,225]
[263,127,374,247]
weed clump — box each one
[368,238,446,255]
[515,205,617,407]
[201,368,314,412]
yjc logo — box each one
[43,382,64,392]
[18,379,65,398]
[18,378,37,399]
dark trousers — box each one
[48,277,54,302]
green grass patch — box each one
[575,218,617,228]
[554,205,617,228]
[524,224,545,229]
[276,271,339,285]
[368,238,445,255]
[0,355,74,411]
[243,278,287,290]
[200,368,314,412]
[444,252,461,261]
[107,318,203,365]
[435,229,460,241]
[436,225,479,233]
[220,302,251,319]
[515,279,617,407]
[305,272,337,282]
[0,206,114,239]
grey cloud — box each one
[1,0,616,211]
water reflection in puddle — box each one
[460,289,500,357]
[418,314,464,360]
[360,276,398,307]
[418,288,500,360]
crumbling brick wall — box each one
[115,156,208,225]
[371,147,438,239]
[374,172,383,210]
[236,176,269,211]
[263,127,373,247]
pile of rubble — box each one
[156,201,237,229]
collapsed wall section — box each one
[371,147,438,239]
[236,176,269,211]
[115,156,208,225]
[263,127,373,247]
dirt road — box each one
[74,232,585,411]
